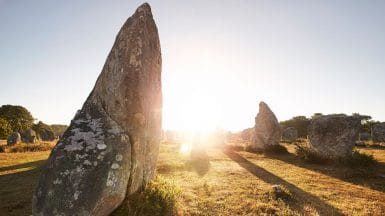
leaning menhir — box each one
[33,3,162,216]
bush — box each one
[340,150,376,167]
[264,144,288,155]
[113,177,180,216]
[295,144,377,166]
[294,144,329,164]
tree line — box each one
[0,104,68,140]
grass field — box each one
[1,141,385,215]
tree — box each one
[50,124,68,138]
[311,113,323,119]
[360,120,379,134]
[280,116,310,138]
[0,105,34,132]
[0,117,12,139]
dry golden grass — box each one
[1,140,385,215]
[0,140,56,153]
[157,142,385,215]
[0,151,50,215]
[0,140,6,146]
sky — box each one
[1,0,385,132]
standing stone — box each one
[372,122,385,143]
[308,114,364,159]
[249,102,281,150]
[282,127,298,142]
[359,132,371,141]
[7,132,21,145]
[40,128,55,141]
[22,128,37,143]
[32,3,162,216]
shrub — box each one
[264,144,288,155]
[340,150,376,167]
[113,177,180,216]
[294,144,329,164]
[295,144,377,166]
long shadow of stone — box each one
[186,148,210,176]
[0,160,47,173]
[223,149,342,215]
[268,151,385,193]
[0,160,46,215]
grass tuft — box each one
[267,185,293,202]
[294,144,330,164]
[113,177,180,216]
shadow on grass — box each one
[269,152,385,193]
[187,148,210,176]
[0,160,46,216]
[223,149,342,216]
[0,160,47,173]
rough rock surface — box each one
[372,122,385,143]
[282,127,298,142]
[32,3,162,216]
[308,114,364,159]
[250,102,281,150]
[359,132,371,141]
[41,128,55,141]
[22,128,37,143]
[7,132,21,145]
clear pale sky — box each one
[1,0,385,132]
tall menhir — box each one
[32,3,162,215]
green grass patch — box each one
[113,177,180,216]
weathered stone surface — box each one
[32,3,162,216]
[249,102,281,150]
[7,132,21,145]
[41,128,55,141]
[282,127,298,142]
[308,114,364,159]
[372,122,385,143]
[22,128,37,143]
[359,132,371,141]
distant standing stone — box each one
[372,122,385,143]
[282,127,298,142]
[359,132,371,141]
[22,128,37,143]
[7,132,21,145]
[249,102,281,150]
[40,129,55,141]
[33,3,162,216]
[308,114,364,159]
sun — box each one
[164,90,223,133]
